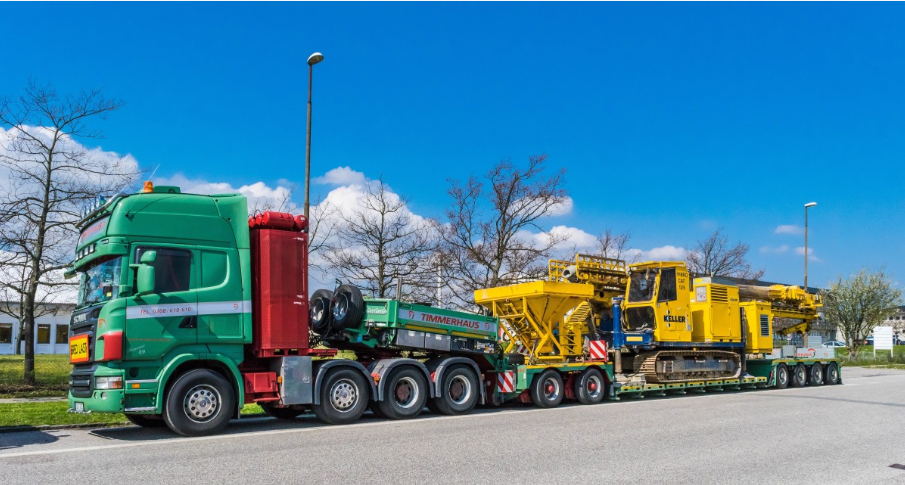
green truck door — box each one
[125,246,199,359]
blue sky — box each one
[1,2,903,287]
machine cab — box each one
[622,261,692,343]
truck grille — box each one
[69,365,97,398]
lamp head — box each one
[804,202,817,208]
[307,52,324,66]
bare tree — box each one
[822,268,902,361]
[438,154,568,308]
[685,228,764,281]
[0,81,138,384]
[595,229,634,262]
[324,177,436,299]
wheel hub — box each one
[184,385,221,423]
[330,379,358,412]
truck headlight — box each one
[95,376,123,390]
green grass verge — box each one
[0,402,264,429]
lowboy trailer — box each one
[66,185,839,436]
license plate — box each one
[74,402,84,413]
[69,334,89,363]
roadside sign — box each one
[873,326,894,356]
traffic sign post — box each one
[873,326,894,358]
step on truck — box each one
[67,184,840,436]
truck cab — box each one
[68,185,251,423]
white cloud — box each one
[760,245,790,254]
[625,245,687,262]
[546,197,574,217]
[795,246,821,262]
[313,166,366,186]
[520,225,596,250]
[775,224,803,235]
[0,125,140,191]
[153,173,293,212]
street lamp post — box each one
[804,201,817,291]
[304,52,324,227]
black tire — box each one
[309,289,334,334]
[791,363,807,388]
[574,368,606,405]
[824,362,840,385]
[330,285,364,331]
[530,369,564,408]
[125,413,167,428]
[431,365,479,416]
[261,403,303,420]
[775,364,789,389]
[377,367,428,420]
[313,368,370,425]
[808,363,824,386]
[162,369,236,437]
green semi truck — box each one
[67,183,840,436]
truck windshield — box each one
[628,268,658,302]
[78,256,123,308]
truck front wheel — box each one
[163,369,236,437]
[313,368,369,425]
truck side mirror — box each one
[140,250,157,264]
[135,265,156,296]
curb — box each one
[0,413,268,434]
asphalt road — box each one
[1,367,904,484]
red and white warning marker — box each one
[589,340,608,361]
[497,371,515,393]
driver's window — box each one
[657,268,677,302]
[136,247,193,293]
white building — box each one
[0,303,75,355]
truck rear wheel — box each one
[808,363,824,386]
[261,403,303,420]
[313,368,369,425]
[163,369,235,437]
[791,363,807,387]
[377,367,428,419]
[574,368,606,405]
[431,365,478,416]
[530,369,563,408]
[775,364,789,389]
[825,362,839,385]
[125,413,167,428]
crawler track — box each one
[635,350,741,384]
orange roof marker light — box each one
[141,181,154,193]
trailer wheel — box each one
[824,362,839,385]
[330,285,364,331]
[808,363,824,386]
[530,369,564,408]
[574,368,606,405]
[377,367,428,420]
[775,364,789,389]
[309,289,334,334]
[261,403,303,420]
[791,363,807,387]
[162,369,235,437]
[125,413,167,428]
[313,368,369,425]
[431,365,479,416]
